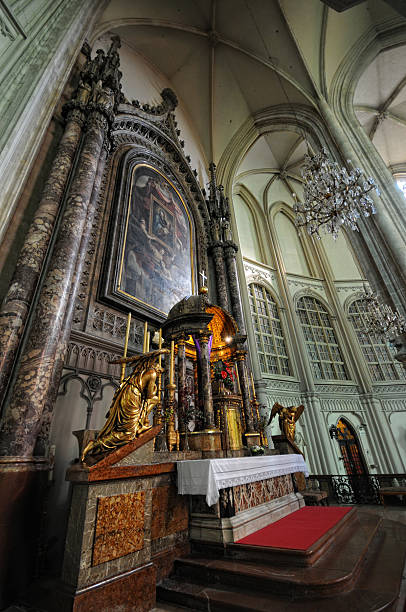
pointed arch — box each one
[233,183,267,264]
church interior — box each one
[1,0,406,610]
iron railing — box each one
[310,474,406,505]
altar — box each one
[177,454,308,505]
[178,454,308,544]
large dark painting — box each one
[117,164,195,315]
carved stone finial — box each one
[161,88,178,111]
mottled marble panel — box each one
[151,485,188,540]
[70,562,156,612]
[92,492,145,566]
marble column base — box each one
[0,457,49,607]
[190,491,304,544]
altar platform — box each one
[177,454,308,544]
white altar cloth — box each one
[177,454,309,506]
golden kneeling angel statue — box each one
[81,348,168,463]
[269,402,304,442]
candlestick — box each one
[235,363,241,394]
[120,312,132,383]
[142,321,148,353]
[146,331,150,353]
[250,372,256,399]
[169,340,175,385]
[158,329,162,363]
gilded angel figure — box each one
[81,348,168,462]
[268,402,304,442]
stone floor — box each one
[4,505,406,612]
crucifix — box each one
[199,269,207,287]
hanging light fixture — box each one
[243,1,380,241]
[293,148,380,239]
[360,286,406,338]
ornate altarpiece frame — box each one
[99,92,209,326]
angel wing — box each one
[294,404,305,421]
[268,402,284,426]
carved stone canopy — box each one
[162,294,239,362]
[162,294,213,342]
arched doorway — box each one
[336,418,367,476]
[333,418,379,504]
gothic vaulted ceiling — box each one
[94,0,406,205]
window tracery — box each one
[349,298,405,381]
[248,284,291,376]
[297,296,348,380]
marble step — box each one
[157,518,405,611]
[173,513,382,598]
[193,506,358,567]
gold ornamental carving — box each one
[269,402,304,442]
[81,349,169,462]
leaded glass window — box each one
[297,296,348,380]
[349,299,406,381]
[248,284,291,376]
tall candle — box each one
[169,340,175,385]
[158,329,162,365]
[146,331,150,353]
[250,372,256,399]
[143,321,148,353]
[121,312,132,382]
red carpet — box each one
[236,507,352,550]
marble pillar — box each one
[210,243,229,311]
[0,107,109,457]
[0,104,85,404]
[177,336,187,448]
[198,332,215,429]
[35,141,110,456]
[224,241,245,333]
[235,350,255,434]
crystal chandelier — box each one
[293,148,380,239]
[360,287,406,339]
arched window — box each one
[396,177,406,199]
[297,296,348,380]
[248,284,291,376]
[349,299,406,381]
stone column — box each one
[35,140,110,456]
[0,104,110,458]
[0,102,86,404]
[224,241,245,333]
[177,335,187,448]
[198,332,215,429]
[235,349,255,433]
[319,98,406,313]
[210,243,229,311]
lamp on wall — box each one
[329,424,338,439]
[360,286,406,338]
[293,149,380,240]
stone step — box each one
[193,506,358,567]
[173,513,381,598]
[157,515,406,611]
